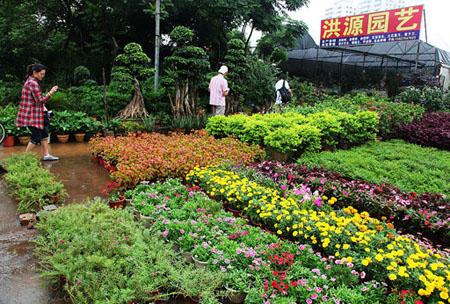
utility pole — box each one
[154,0,161,92]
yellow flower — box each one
[342,244,350,250]
[277,230,282,235]
[440,291,449,300]
[388,274,397,281]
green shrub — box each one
[73,65,91,85]
[397,86,449,112]
[264,125,321,154]
[1,153,67,212]
[239,119,270,145]
[205,115,228,137]
[0,105,18,135]
[306,112,344,149]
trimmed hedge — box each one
[206,111,379,154]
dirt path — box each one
[0,143,111,304]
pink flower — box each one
[311,294,318,300]
[306,299,313,304]
[314,197,322,207]
[281,185,287,191]
[360,271,366,279]
[161,230,169,238]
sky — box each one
[288,0,450,51]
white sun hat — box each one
[218,65,229,74]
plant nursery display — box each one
[299,140,450,197]
[1,153,66,212]
[187,167,450,303]
[89,130,265,187]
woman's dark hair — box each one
[26,63,47,78]
[279,73,286,80]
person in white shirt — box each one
[275,73,292,105]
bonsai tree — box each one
[165,26,210,117]
[224,35,248,114]
[108,42,153,117]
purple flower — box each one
[314,197,322,207]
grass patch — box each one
[298,140,450,196]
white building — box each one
[324,0,408,19]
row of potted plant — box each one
[0,106,101,146]
[89,130,265,187]
[124,179,392,303]
[1,153,67,213]
[249,161,449,245]
[186,167,450,303]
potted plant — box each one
[0,105,18,147]
[15,127,31,145]
[192,245,210,268]
[50,111,73,143]
[109,191,126,209]
[224,270,248,304]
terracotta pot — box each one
[74,133,86,142]
[18,136,31,145]
[109,197,126,209]
[57,134,70,143]
[192,255,208,268]
[3,135,15,147]
[226,287,246,304]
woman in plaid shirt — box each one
[16,64,59,161]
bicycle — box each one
[0,122,5,144]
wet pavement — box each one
[0,142,111,304]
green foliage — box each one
[0,77,21,105]
[289,79,320,105]
[224,37,248,113]
[35,202,225,304]
[397,86,450,112]
[0,104,18,135]
[206,111,379,154]
[299,140,450,196]
[170,115,210,131]
[1,153,66,212]
[73,66,91,85]
[241,57,278,111]
[289,93,425,138]
[50,111,100,134]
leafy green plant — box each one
[1,153,66,212]
[170,115,210,132]
[0,105,18,135]
[397,86,449,112]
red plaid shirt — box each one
[16,76,49,129]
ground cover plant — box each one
[1,153,66,212]
[250,161,450,246]
[206,110,379,154]
[298,140,450,197]
[35,202,227,304]
[89,130,265,187]
[187,167,450,303]
[126,179,390,304]
[396,112,450,151]
[288,93,425,139]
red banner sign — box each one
[320,5,424,47]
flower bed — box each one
[89,131,265,187]
[251,161,449,245]
[396,112,450,151]
[1,153,66,213]
[126,179,389,303]
[299,140,450,197]
[205,111,379,154]
[187,167,450,303]
[35,202,227,304]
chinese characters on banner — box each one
[320,5,424,47]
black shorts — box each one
[30,127,49,145]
